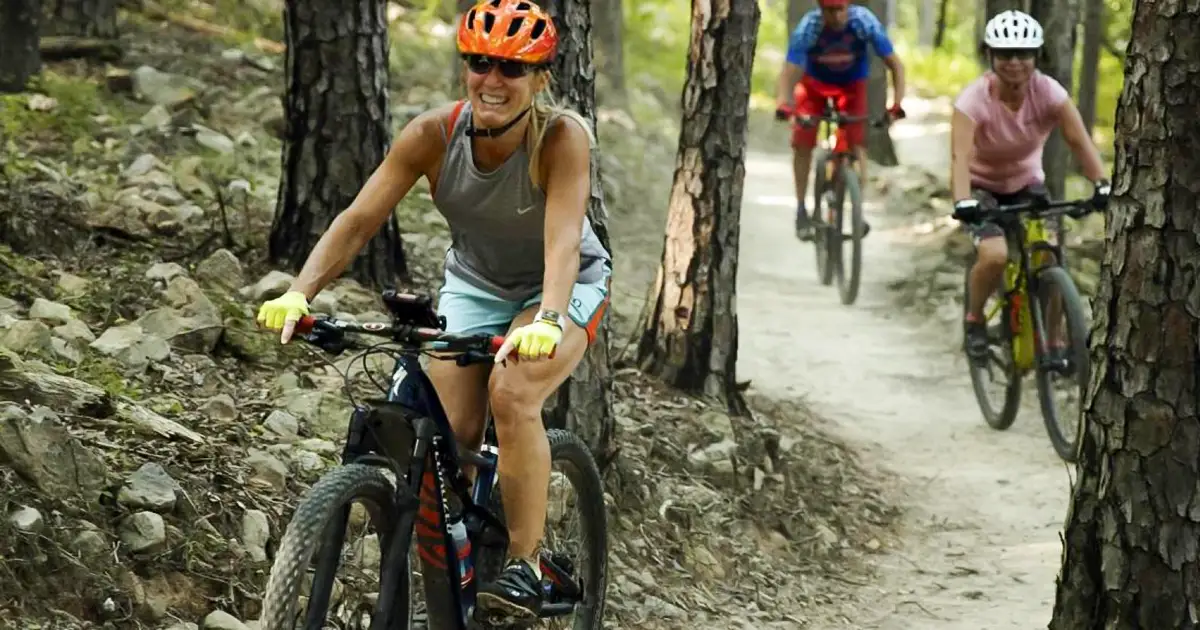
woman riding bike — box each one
[951,10,1109,364]
[256,0,612,621]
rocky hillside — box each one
[0,3,898,629]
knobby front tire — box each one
[1033,266,1090,463]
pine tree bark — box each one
[1029,0,1076,199]
[0,0,41,93]
[865,0,896,166]
[41,0,117,38]
[1049,2,1200,627]
[1077,0,1103,136]
[538,0,615,463]
[635,0,758,414]
[271,0,406,288]
[591,0,625,107]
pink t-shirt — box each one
[954,71,1069,194]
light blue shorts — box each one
[436,265,612,343]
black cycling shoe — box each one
[795,207,814,241]
[476,558,543,625]
[964,319,990,366]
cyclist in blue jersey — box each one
[775,0,906,240]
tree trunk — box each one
[786,0,804,32]
[538,0,615,463]
[865,0,896,165]
[635,0,758,415]
[447,0,474,99]
[0,0,41,93]
[1050,2,1200,627]
[1030,0,1077,198]
[1077,0,1103,136]
[591,0,625,107]
[271,0,406,288]
[932,0,949,48]
[918,0,935,48]
[41,0,117,38]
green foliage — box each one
[0,71,123,145]
[153,0,284,41]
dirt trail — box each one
[733,104,1072,628]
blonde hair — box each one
[526,71,595,190]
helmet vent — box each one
[483,11,495,32]
[530,18,546,39]
[507,16,525,36]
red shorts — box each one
[790,76,867,152]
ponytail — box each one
[526,71,595,190]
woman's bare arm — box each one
[538,117,592,316]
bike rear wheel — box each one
[835,166,864,305]
[1033,265,1090,463]
[811,150,834,286]
[963,256,1022,430]
[260,464,408,630]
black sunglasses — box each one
[992,49,1037,61]
[462,54,541,79]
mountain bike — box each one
[257,290,608,629]
[960,197,1096,462]
[793,98,901,305]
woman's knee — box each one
[975,238,1008,269]
[488,371,545,425]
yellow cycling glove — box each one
[256,290,310,344]
[496,312,564,363]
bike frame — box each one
[980,206,1074,375]
[313,341,581,629]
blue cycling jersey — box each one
[786,5,895,85]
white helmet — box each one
[983,10,1043,49]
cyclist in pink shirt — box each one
[949,10,1110,364]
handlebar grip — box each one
[489,335,506,354]
[295,315,316,334]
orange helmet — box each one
[457,0,558,65]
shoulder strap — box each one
[444,99,466,141]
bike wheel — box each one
[473,429,608,629]
[835,166,864,305]
[1033,266,1090,463]
[260,464,408,630]
[963,256,1022,430]
[811,150,834,286]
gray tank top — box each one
[433,101,612,302]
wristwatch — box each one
[534,309,563,329]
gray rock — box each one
[282,390,352,439]
[10,506,43,532]
[0,294,18,315]
[195,249,244,290]
[262,410,299,442]
[698,409,735,442]
[688,439,738,468]
[290,450,324,473]
[139,105,172,128]
[131,65,200,107]
[246,449,289,489]
[123,153,164,178]
[295,438,337,454]
[71,528,108,558]
[117,463,179,512]
[1,320,53,355]
[309,291,339,314]
[53,319,96,343]
[145,262,188,282]
[240,270,295,302]
[90,324,171,370]
[194,125,235,153]
[0,404,109,501]
[138,307,222,354]
[200,394,238,421]
[120,511,166,553]
[28,298,73,325]
[241,509,270,563]
[330,279,379,313]
[54,272,90,297]
[202,610,249,630]
[88,204,153,238]
[50,336,83,364]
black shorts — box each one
[964,183,1058,246]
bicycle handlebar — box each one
[972,197,1093,222]
[295,314,506,356]
[793,111,896,129]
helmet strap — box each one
[466,107,531,138]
